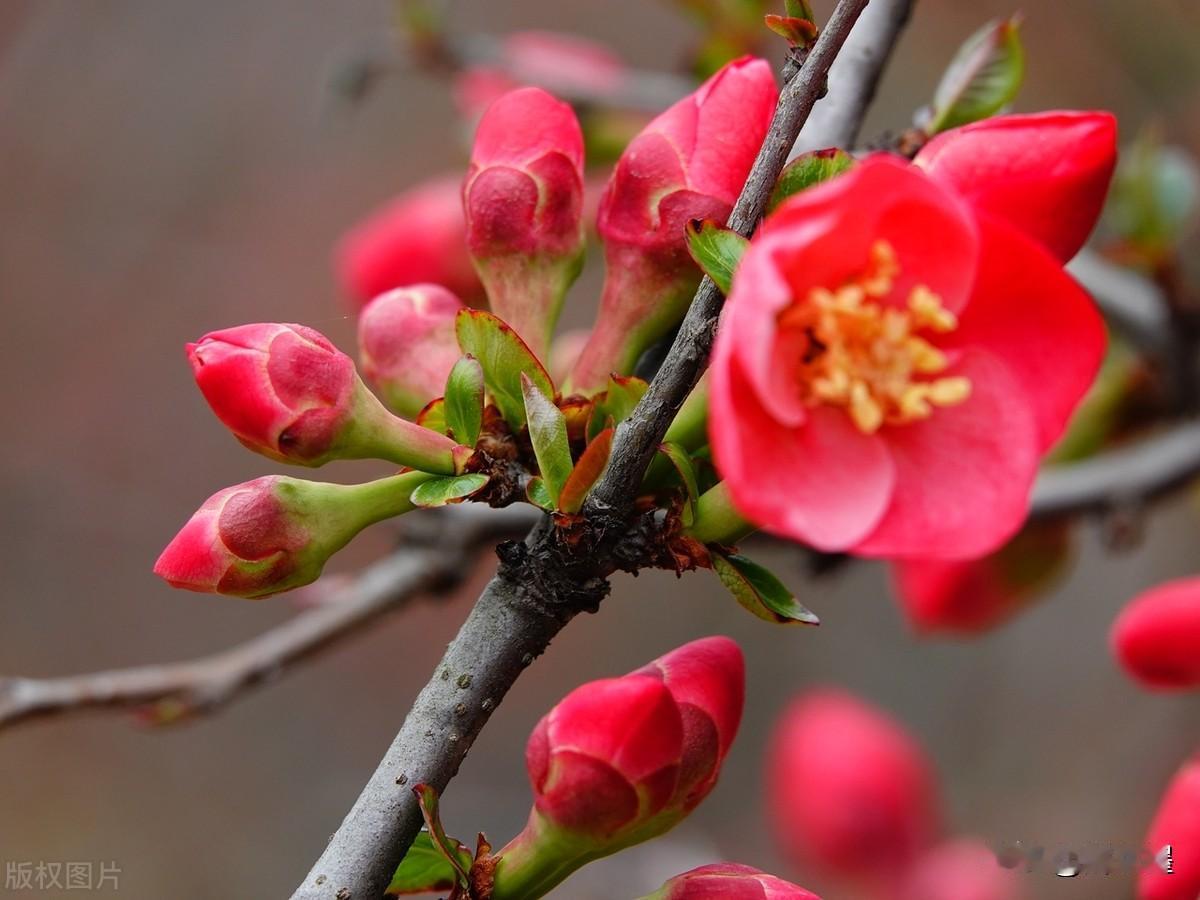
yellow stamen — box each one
[778,240,972,434]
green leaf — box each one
[769,148,856,212]
[386,831,470,896]
[764,13,818,47]
[415,397,449,436]
[413,784,471,889]
[526,476,555,511]
[559,428,614,514]
[444,355,485,447]
[784,0,815,20]
[587,375,649,442]
[658,442,700,526]
[929,15,1025,134]
[684,219,749,295]
[522,374,573,504]
[1106,128,1200,255]
[456,309,555,429]
[410,473,490,508]
[711,552,820,625]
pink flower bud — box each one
[188,323,464,473]
[1138,753,1200,900]
[357,285,465,418]
[915,111,1117,262]
[454,31,626,119]
[491,637,745,899]
[570,57,777,393]
[645,863,820,899]
[1112,577,1200,690]
[335,175,483,309]
[767,690,940,887]
[899,840,1023,900]
[463,87,585,357]
[153,471,432,599]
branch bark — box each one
[794,0,916,154]
[1030,420,1200,519]
[292,4,875,898]
[0,506,535,733]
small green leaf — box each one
[764,13,818,47]
[711,552,820,625]
[415,397,449,436]
[526,476,555,511]
[444,355,485,447]
[658,442,700,526]
[929,15,1025,134]
[559,428,615,514]
[456,309,555,429]
[769,148,856,212]
[684,219,749,295]
[522,374,573,504]
[587,375,649,442]
[386,831,470,896]
[413,785,471,888]
[784,0,816,20]
[410,473,490,508]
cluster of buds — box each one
[489,637,745,898]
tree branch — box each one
[794,0,915,154]
[0,506,536,733]
[1030,420,1200,519]
[292,4,876,898]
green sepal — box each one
[587,375,649,442]
[711,552,820,625]
[929,14,1025,134]
[386,830,472,896]
[684,219,749,295]
[522,374,573,504]
[769,148,856,212]
[410,473,490,508]
[456,309,555,429]
[444,355,485,448]
[657,442,700,526]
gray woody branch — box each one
[292,3,875,898]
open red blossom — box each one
[915,111,1117,262]
[767,689,940,886]
[1111,577,1200,689]
[335,175,483,309]
[647,863,820,899]
[711,152,1109,559]
[1139,753,1200,900]
[570,56,777,393]
[899,840,1023,900]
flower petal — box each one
[946,213,1107,453]
[855,351,1039,559]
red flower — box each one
[1112,577,1200,689]
[647,863,820,899]
[464,86,585,357]
[711,141,1111,558]
[453,31,626,119]
[491,637,744,898]
[767,689,940,886]
[570,57,778,393]
[899,840,1023,900]
[357,284,465,419]
[914,111,1117,262]
[1138,753,1200,900]
[335,175,483,309]
[188,322,462,472]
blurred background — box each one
[2,1,1199,897]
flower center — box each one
[778,241,971,434]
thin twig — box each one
[291,5,875,898]
[0,506,536,733]
[794,0,915,153]
[1030,420,1200,519]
